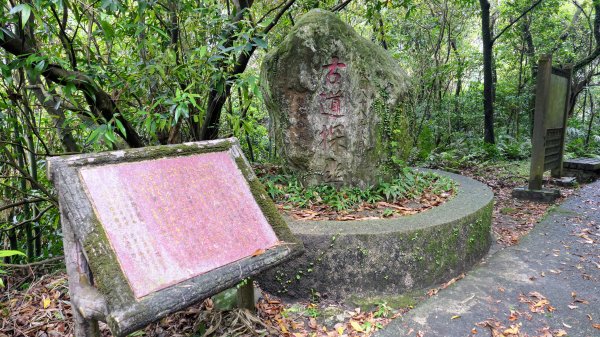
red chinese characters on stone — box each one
[318,57,348,154]
[319,124,346,151]
[324,159,343,183]
[322,57,346,84]
[319,91,344,118]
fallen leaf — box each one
[529,291,546,300]
[451,315,461,320]
[309,317,317,330]
[251,249,265,257]
[593,323,600,330]
[554,329,567,336]
[278,321,288,333]
[503,323,521,335]
[350,320,363,332]
[42,296,51,309]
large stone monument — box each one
[261,9,411,188]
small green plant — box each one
[0,250,26,288]
[305,304,320,318]
[373,301,392,318]
[259,168,456,213]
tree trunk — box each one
[585,91,595,148]
[480,0,495,144]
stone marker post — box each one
[513,56,572,202]
[48,138,303,337]
[528,56,553,191]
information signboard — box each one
[48,138,302,337]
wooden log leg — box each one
[236,278,255,312]
[61,206,101,337]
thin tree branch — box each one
[332,0,353,12]
[0,198,47,212]
[0,30,145,148]
[574,1,600,71]
[200,0,297,140]
[0,205,53,233]
[492,0,544,44]
[257,0,286,24]
[2,256,64,268]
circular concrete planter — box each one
[257,169,494,301]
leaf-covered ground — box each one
[1,161,584,337]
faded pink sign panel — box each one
[79,151,278,299]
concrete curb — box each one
[257,169,494,302]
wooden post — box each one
[529,55,552,190]
[551,65,573,178]
[236,278,255,311]
[61,204,101,337]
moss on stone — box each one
[466,202,494,258]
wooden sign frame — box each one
[48,138,303,337]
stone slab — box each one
[552,176,577,187]
[79,152,278,299]
[512,186,561,203]
[563,157,600,171]
[261,9,411,188]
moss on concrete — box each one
[349,289,424,311]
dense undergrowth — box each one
[257,167,456,219]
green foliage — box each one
[260,168,456,212]
[565,107,600,158]
[0,250,26,287]
[420,135,531,169]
